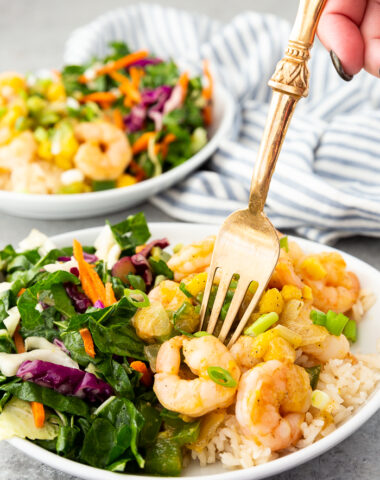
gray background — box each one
[0,1,379,479]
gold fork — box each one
[199,0,327,347]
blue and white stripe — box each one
[64,4,380,244]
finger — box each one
[317,0,367,76]
[360,0,380,77]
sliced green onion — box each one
[244,312,279,337]
[310,309,327,326]
[193,331,211,337]
[124,288,150,308]
[311,390,330,410]
[179,282,194,298]
[92,180,116,192]
[207,366,237,388]
[279,236,289,252]
[343,319,357,342]
[325,310,349,336]
[305,365,321,390]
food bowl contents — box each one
[0,43,211,194]
[0,213,378,475]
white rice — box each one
[349,290,377,323]
[190,346,380,470]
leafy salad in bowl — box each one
[0,42,212,195]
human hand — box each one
[317,0,380,80]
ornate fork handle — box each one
[249,0,327,215]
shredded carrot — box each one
[130,67,145,89]
[202,59,213,100]
[178,72,189,101]
[130,160,146,182]
[130,361,152,386]
[132,132,157,155]
[95,50,149,77]
[160,133,177,158]
[31,402,45,428]
[202,104,212,126]
[113,109,124,130]
[14,325,25,353]
[80,91,117,104]
[79,328,96,358]
[119,78,141,104]
[110,71,129,84]
[17,288,26,297]
[105,282,117,307]
[73,239,107,305]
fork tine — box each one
[227,282,267,347]
[206,270,233,335]
[218,278,250,343]
[199,263,217,330]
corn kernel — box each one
[281,284,302,302]
[37,139,53,161]
[302,285,313,300]
[46,82,66,102]
[259,288,284,315]
[117,174,138,188]
[184,272,208,297]
[135,244,146,253]
[54,154,73,170]
[1,105,24,127]
[301,257,327,280]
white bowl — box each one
[0,85,234,219]
[8,222,380,479]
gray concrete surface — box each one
[0,1,379,479]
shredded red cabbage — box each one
[57,253,97,263]
[17,360,113,403]
[70,267,79,277]
[64,283,91,313]
[94,300,105,309]
[124,104,146,133]
[53,338,70,355]
[126,57,162,68]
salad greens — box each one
[0,213,198,475]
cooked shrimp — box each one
[167,236,215,282]
[154,335,240,417]
[230,332,296,371]
[302,334,349,363]
[301,253,360,313]
[9,160,62,194]
[148,280,190,311]
[0,131,36,171]
[269,247,304,290]
[236,360,311,451]
[74,121,131,180]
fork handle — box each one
[248,0,327,214]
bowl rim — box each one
[7,223,380,480]
[0,83,234,206]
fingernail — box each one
[330,51,353,81]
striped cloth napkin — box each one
[64,4,380,243]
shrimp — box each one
[302,334,349,363]
[154,335,241,417]
[74,121,131,180]
[0,131,36,171]
[9,160,62,194]
[269,247,304,290]
[0,72,25,100]
[148,280,190,311]
[167,236,215,282]
[230,332,296,371]
[301,253,360,313]
[236,360,311,451]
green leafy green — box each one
[0,381,89,417]
[148,257,174,279]
[108,213,150,255]
[96,359,134,399]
